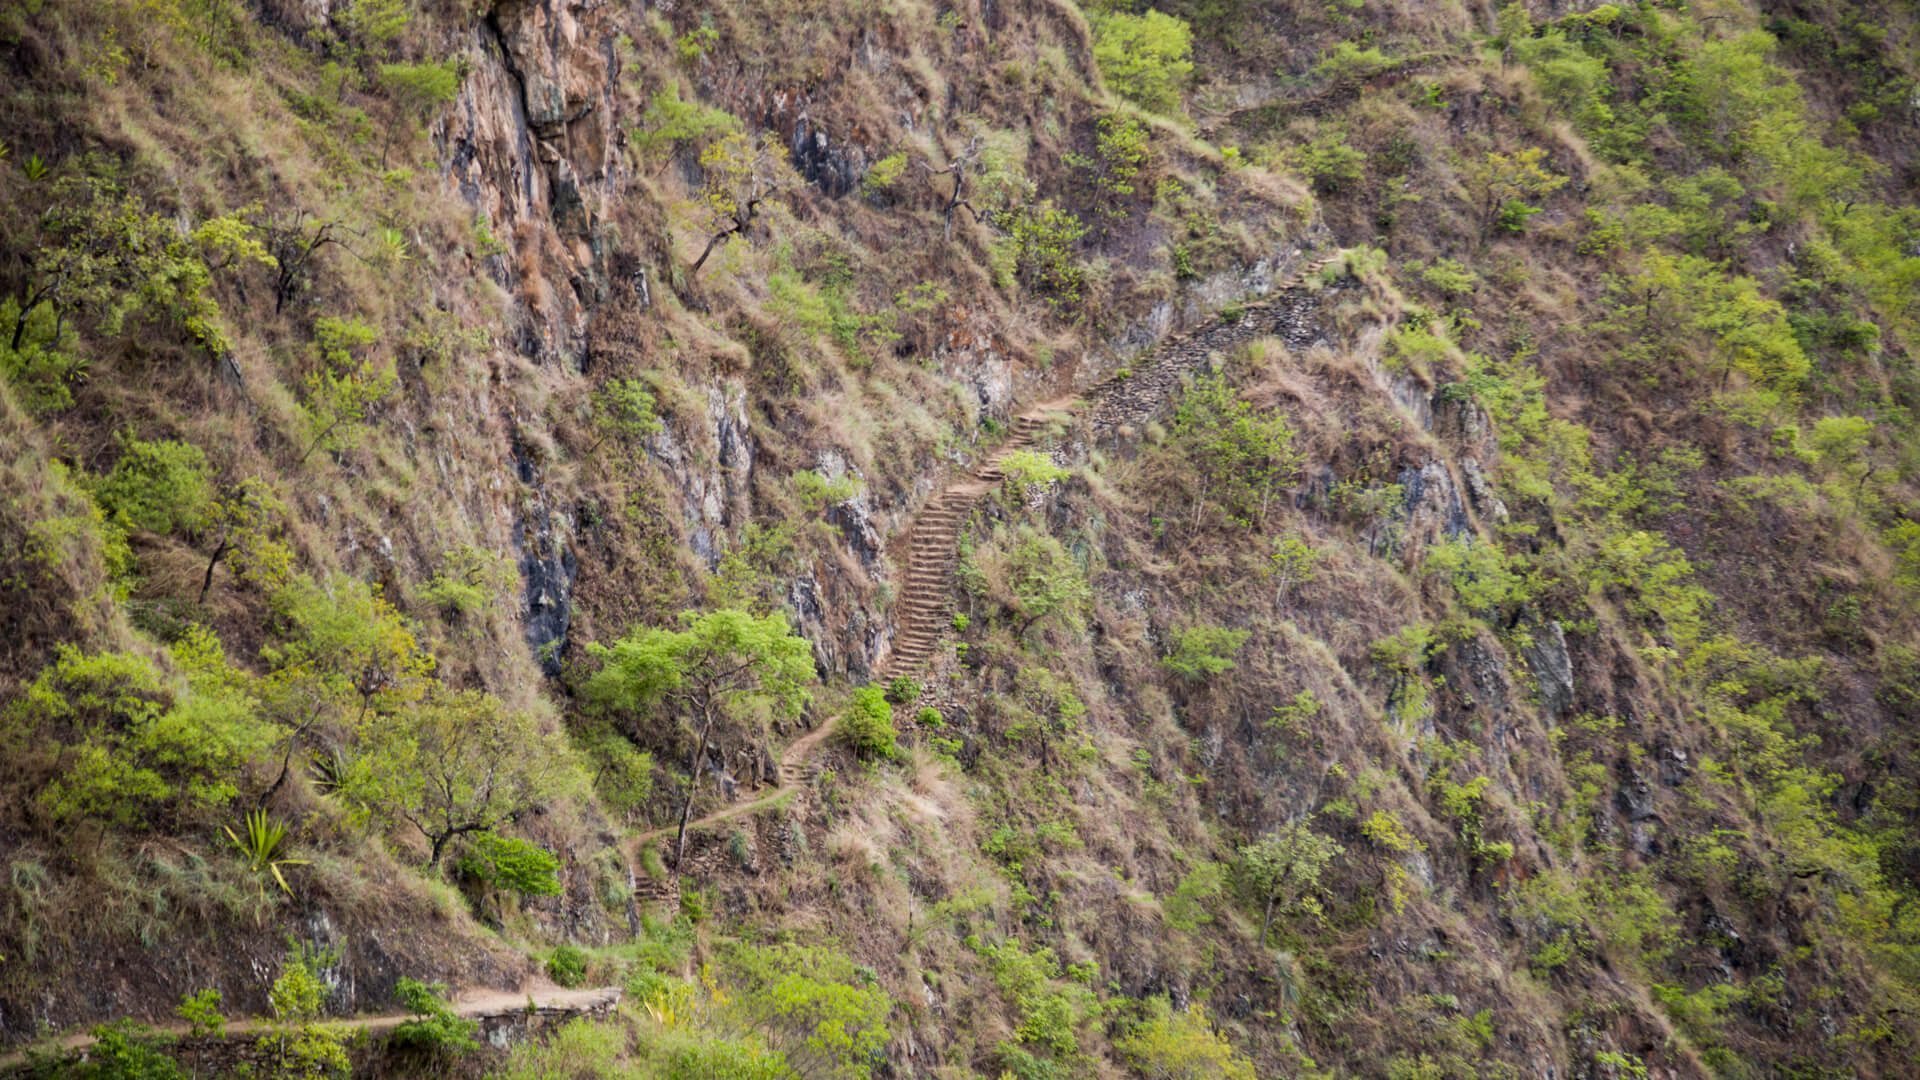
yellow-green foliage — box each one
[1089,9,1194,114]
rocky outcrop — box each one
[649,382,756,568]
[450,0,626,363]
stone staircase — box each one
[877,250,1338,677]
[883,406,1073,675]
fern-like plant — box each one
[225,808,308,901]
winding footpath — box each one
[637,249,1340,852]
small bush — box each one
[457,832,563,897]
[885,676,921,705]
[1091,9,1194,114]
[93,436,216,536]
[390,977,480,1057]
[838,685,898,759]
[547,944,590,988]
[1162,625,1250,683]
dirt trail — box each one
[625,250,1338,854]
[0,987,621,1071]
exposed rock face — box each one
[511,430,577,676]
[451,0,625,363]
[650,382,756,569]
[763,88,874,198]
[1089,283,1327,437]
[1399,460,1471,546]
[1525,619,1577,720]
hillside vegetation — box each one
[2,0,1919,1077]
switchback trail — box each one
[626,249,1339,858]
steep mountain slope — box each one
[2,0,1919,1077]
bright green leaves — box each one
[1239,822,1343,942]
[1169,371,1303,529]
[1423,535,1535,619]
[993,202,1090,308]
[585,608,816,726]
[1461,147,1568,236]
[3,642,275,832]
[629,81,740,159]
[714,941,893,1079]
[338,686,579,864]
[298,314,396,464]
[838,685,898,760]
[5,176,266,392]
[92,434,216,536]
[1089,9,1194,115]
[1115,999,1257,1080]
[1161,624,1249,683]
[455,831,563,897]
[998,449,1070,501]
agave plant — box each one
[225,808,308,900]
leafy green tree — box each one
[584,608,815,864]
[1316,41,1394,83]
[1264,533,1320,608]
[587,376,664,453]
[1286,130,1368,194]
[993,201,1089,307]
[1090,9,1194,114]
[1239,822,1343,944]
[92,435,216,536]
[691,131,790,275]
[1115,998,1256,1080]
[1162,625,1250,683]
[838,685,898,760]
[390,977,481,1058]
[1169,372,1303,529]
[1065,114,1150,229]
[998,448,1070,502]
[1002,528,1091,640]
[456,831,563,897]
[718,941,893,1079]
[1424,535,1533,618]
[1462,147,1567,237]
[198,477,295,601]
[340,687,578,865]
[7,177,268,365]
[629,82,741,163]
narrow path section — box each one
[0,987,621,1072]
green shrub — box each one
[1316,41,1395,83]
[92,436,215,536]
[861,152,909,199]
[1090,10,1194,114]
[1162,625,1250,682]
[1286,131,1368,194]
[457,832,563,897]
[1115,999,1256,1080]
[998,449,1070,499]
[547,944,589,988]
[389,977,480,1057]
[418,544,513,621]
[70,1019,183,1079]
[792,468,862,511]
[885,676,922,705]
[839,685,898,759]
